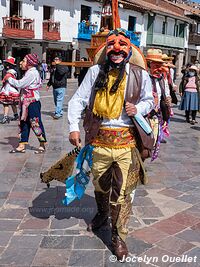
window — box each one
[162,21,167,34]
[128,16,136,32]
[10,0,22,17]
[179,24,185,38]
[81,5,91,22]
[43,6,54,20]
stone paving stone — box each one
[158,189,183,198]
[0,247,37,266]
[135,206,164,218]
[151,218,188,235]
[169,211,200,227]
[142,219,158,225]
[50,217,79,230]
[0,231,13,246]
[68,250,104,267]
[175,229,200,244]
[8,235,42,249]
[0,219,20,231]
[74,236,105,249]
[133,197,155,207]
[40,235,73,249]
[176,194,200,205]
[32,248,71,266]
[131,227,169,244]
[19,217,50,230]
[156,236,195,256]
[126,237,153,256]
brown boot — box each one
[87,191,110,232]
[110,204,128,261]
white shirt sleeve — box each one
[68,65,100,132]
[8,70,35,89]
[135,70,154,116]
[164,78,170,97]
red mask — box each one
[106,34,131,64]
[150,61,163,78]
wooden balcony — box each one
[188,32,200,45]
[78,22,98,40]
[43,21,61,41]
[2,16,34,39]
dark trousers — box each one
[19,101,47,144]
[185,110,197,121]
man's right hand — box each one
[69,131,81,147]
[46,86,49,91]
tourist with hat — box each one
[68,28,154,261]
[179,65,199,125]
[5,53,47,153]
[0,56,19,124]
[146,49,171,160]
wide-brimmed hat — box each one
[189,65,198,71]
[93,43,147,70]
[162,54,174,61]
[4,56,16,66]
[146,49,164,63]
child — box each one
[0,57,19,124]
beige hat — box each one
[162,54,174,61]
[146,49,164,63]
[189,65,198,71]
[93,43,147,70]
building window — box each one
[179,24,185,38]
[81,5,91,23]
[128,16,136,32]
[43,6,54,20]
[162,21,167,34]
[10,0,22,17]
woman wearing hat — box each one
[0,56,19,124]
[179,65,199,125]
[5,53,47,153]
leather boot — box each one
[110,204,128,261]
[87,191,110,232]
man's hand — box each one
[69,131,81,147]
[125,102,137,116]
[165,96,171,107]
[46,86,49,92]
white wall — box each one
[0,0,10,34]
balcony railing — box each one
[78,22,98,40]
[43,21,61,41]
[127,31,141,47]
[147,33,184,48]
[2,16,34,38]
[188,32,200,45]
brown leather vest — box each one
[83,63,143,145]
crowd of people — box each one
[0,28,199,261]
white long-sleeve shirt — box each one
[68,63,154,133]
[8,67,41,101]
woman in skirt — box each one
[5,53,47,153]
[0,57,19,123]
[179,65,200,125]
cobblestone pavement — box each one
[0,79,200,267]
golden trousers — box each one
[91,128,142,240]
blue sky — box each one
[193,0,200,3]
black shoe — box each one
[160,139,167,144]
[1,116,10,124]
[10,114,19,121]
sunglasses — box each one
[107,28,131,39]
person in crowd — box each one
[41,60,48,81]
[68,28,154,261]
[5,53,47,153]
[76,57,89,86]
[146,49,171,160]
[46,56,68,119]
[179,65,199,125]
[0,57,19,124]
